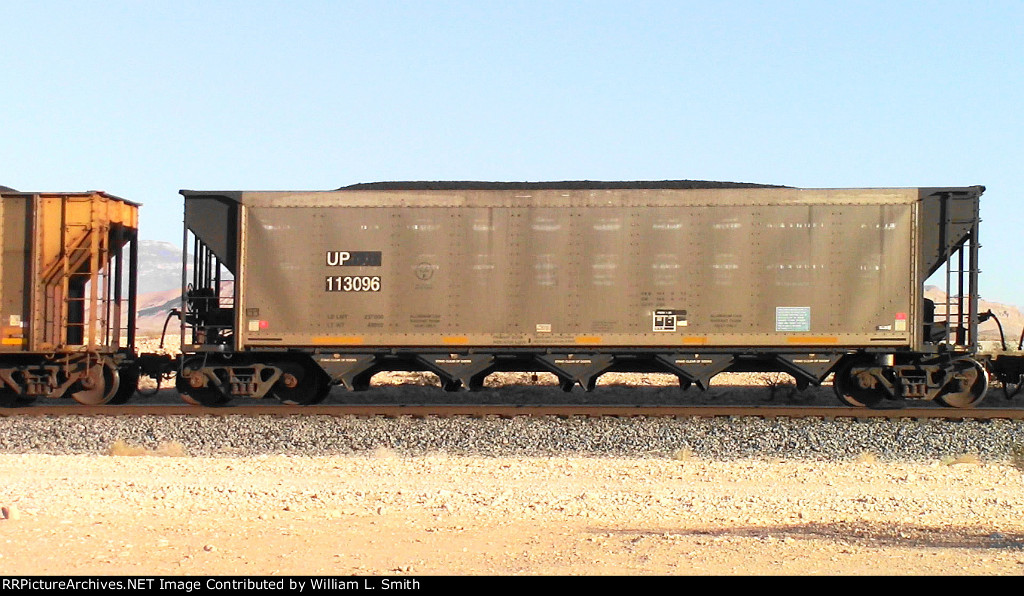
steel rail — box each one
[2,404,1024,420]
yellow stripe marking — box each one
[442,336,469,345]
[681,337,708,345]
[785,336,839,344]
[311,336,365,345]
[1,338,26,345]
[574,336,602,344]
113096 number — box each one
[325,276,381,292]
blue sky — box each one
[3,1,1022,302]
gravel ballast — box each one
[0,414,1021,462]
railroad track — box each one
[3,403,1024,420]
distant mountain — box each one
[136,287,182,333]
[135,240,184,333]
[924,286,1023,347]
[138,240,187,295]
[135,240,221,333]
[135,281,234,333]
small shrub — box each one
[106,440,186,457]
[941,453,982,466]
[672,447,693,461]
[855,451,877,464]
[761,373,817,403]
[369,446,398,459]
[1011,444,1024,472]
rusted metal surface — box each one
[0,190,140,404]
[0,190,139,354]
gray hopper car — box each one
[176,182,988,408]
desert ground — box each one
[1,449,1023,576]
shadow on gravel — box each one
[134,371,1024,408]
[140,380,845,408]
[600,523,1024,551]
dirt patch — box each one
[0,453,1022,575]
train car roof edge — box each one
[0,189,140,206]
